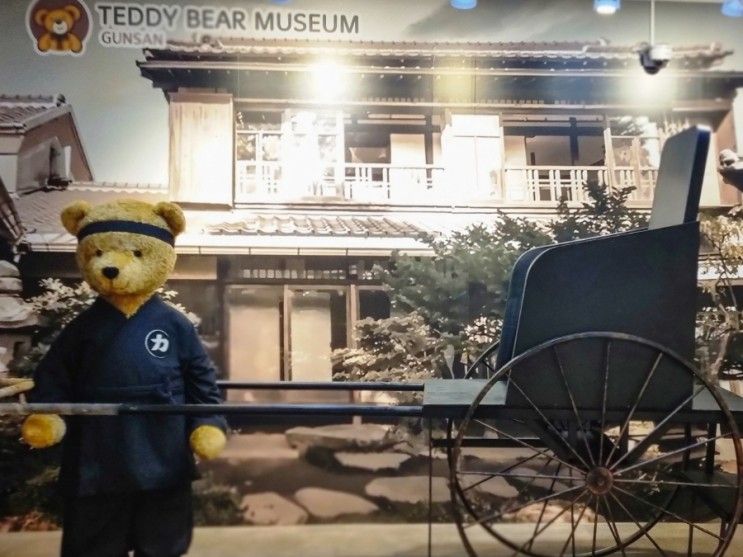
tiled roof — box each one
[0,94,70,132]
[14,185,427,250]
[206,214,425,237]
[144,38,732,69]
[15,184,168,235]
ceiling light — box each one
[722,0,743,17]
[450,0,477,9]
[594,0,620,15]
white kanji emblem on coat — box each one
[145,329,170,358]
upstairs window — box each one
[234,109,344,200]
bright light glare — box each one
[722,0,743,17]
[621,70,674,105]
[451,0,477,9]
[594,0,620,15]
[310,61,347,101]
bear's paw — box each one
[22,414,66,449]
[189,425,226,460]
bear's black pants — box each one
[60,485,193,557]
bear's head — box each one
[61,199,186,317]
[34,5,81,37]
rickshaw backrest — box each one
[496,126,710,410]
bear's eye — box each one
[95,249,103,257]
[133,250,143,258]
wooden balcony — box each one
[234,161,657,207]
[502,166,657,205]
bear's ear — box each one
[153,202,186,236]
[64,5,82,21]
[61,201,91,236]
[33,8,48,26]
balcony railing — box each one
[235,161,657,206]
[502,166,657,204]
[236,161,450,204]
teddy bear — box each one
[21,199,227,557]
[33,4,84,54]
[719,148,743,192]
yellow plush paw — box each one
[21,414,66,449]
[189,425,226,460]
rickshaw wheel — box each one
[449,332,743,557]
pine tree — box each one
[549,183,648,242]
[379,214,551,337]
[339,183,648,381]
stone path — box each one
[365,476,449,504]
[294,488,378,519]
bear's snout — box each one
[102,266,119,279]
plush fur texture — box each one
[61,200,183,318]
[21,414,66,449]
[189,425,227,460]
[23,199,225,459]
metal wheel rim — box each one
[449,332,743,557]
[447,336,677,556]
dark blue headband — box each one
[77,220,175,246]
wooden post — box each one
[282,284,292,382]
[603,115,617,193]
[168,90,234,205]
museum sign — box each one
[95,2,360,48]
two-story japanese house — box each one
[12,38,743,394]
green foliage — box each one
[697,207,743,380]
[332,313,447,383]
[379,215,551,337]
[549,183,649,242]
[0,279,99,524]
[11,279,97,378]
[460,316,502,363]
[380,185,646,340]
[0,416,62,524]
[338,183,647,384]
[192,473,243,526]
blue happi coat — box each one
[30,295,227,496]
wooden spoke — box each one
[460,449,556,494]
[608,491,669,557]
[507,377,592,470]
[513,489,589,555]
[604,352,664,466]
[609,383,706,471]
[473,418,585,475]
[599,340,613,466]
[612,485,725,541]
[591,494,599,556]
[615,433,732,477]
[613,478,734,489]
[599,496,628,557]
[558,492,591,557]
[553,346,596,467]
[458,471,578,482]
[525,462,564,552]
[464,485,584,529]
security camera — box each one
[638,43,673,75]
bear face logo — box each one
[27,0,91,56]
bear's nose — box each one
[102,267,119,279]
